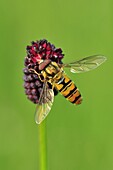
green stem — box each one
[38,120,47,170]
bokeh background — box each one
[0,0,113,169]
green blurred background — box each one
[0,0,113,169]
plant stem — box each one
[38,120,47,170]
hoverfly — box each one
[29,55,106,124]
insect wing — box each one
[35,82,54,124]
[63,55,107,73]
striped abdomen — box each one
[54,73,82,105]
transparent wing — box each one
[63,55,107,73]
[35,82,54,124]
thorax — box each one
[39,60,63,82]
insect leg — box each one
[28,68,45,82]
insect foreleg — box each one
[28,68,45,82]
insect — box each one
[29,55,106,124]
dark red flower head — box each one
[23,39,64,104]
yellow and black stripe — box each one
[54,73,82,105]
[41,61,82,104]
[43,61,59,78]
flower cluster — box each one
[23,39,64,104]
